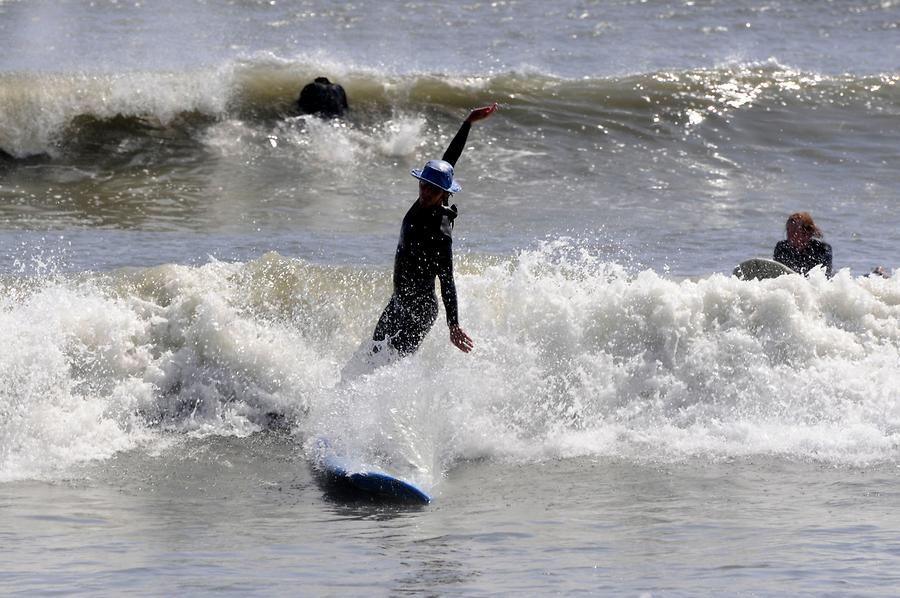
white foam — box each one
[0,277,156,481]
[0,258,333,481]
[376,116,426,157]
[0,53,401,157]
[0,69,232,157]
[306,241,900,478]
[2,246,898,482]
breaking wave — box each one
[2,58,897,158]
[2,243,899,484]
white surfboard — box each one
[733,258,796,280]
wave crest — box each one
[2,59,897,157]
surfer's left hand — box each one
[449,325,474,353]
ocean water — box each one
[2,0,900,595]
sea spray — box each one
[0,256,337,481]
[0,274,155,482]
[305,241,900,483]
[2,246,898,482]
[448,242,900,465]
[0,69,232,158]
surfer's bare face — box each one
[418,180,449,208]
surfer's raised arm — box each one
[441,103,498,167]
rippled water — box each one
[4,435,900,596]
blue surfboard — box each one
[311,437,432,504]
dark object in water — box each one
[0,147,51,172]
[296,77,348,118]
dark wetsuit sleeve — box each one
[441,121,471,167]
[822,243,833,277]
[434,118,469,326]
[437,242,459,327]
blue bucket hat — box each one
[410,159,461,193]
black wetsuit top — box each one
[392,200,460,325]
[773,239,833,277]
[373,121,471,354]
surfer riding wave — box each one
[371,103,498,358]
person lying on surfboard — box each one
[371,103,498,357]
[773,212,833,277]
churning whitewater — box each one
[3,245,898,484]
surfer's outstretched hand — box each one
[465,103,498,124]
[449,325,474,353]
